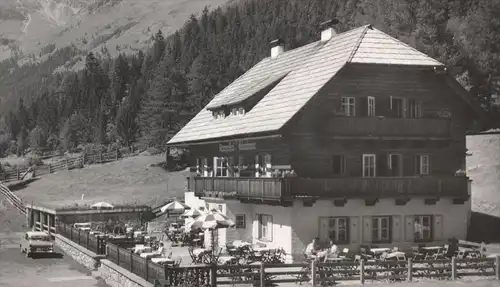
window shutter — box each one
[254,155,260,177]
[433,215,443,241]
[349,217,359,244]
[265,154,272,177]
[345,217,351,243]
[268,216,273,241]
[227,156,234,177]
[358,97,367,116]
[362,216,372,243]
[414,155,420,175]
[404,215,414,242]
[392,215,401,242]
[253,214,259,240]
[196,158,201,175]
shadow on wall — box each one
[467,212,500,243]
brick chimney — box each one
[320,19,339,42]
[270,38,284,59]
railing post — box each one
[260,262,265,287]
[78,229,81,244]
[116,149,119,161]
[130,250,133,273]
[359,259,365,285]
[17,167,20,180]
[311,260,317,287]
[496,255,500,280]
[164,263,169,281]
[48,164,52,173]
[145,258,149,280]
[407,258,413,281]
[451,257,457,280]
[117,245,120,266]
[66,159,69,170]
[86,232,89,249]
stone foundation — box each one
[99,259,153,287]
[55,234,104,271]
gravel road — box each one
[0,198,108,287]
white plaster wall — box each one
[290,198,470,260]
[184,192,208,211]
[252,205,293,261]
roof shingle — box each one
[167,25,444,145]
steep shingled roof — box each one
[167,25,444,145]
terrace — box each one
[188,176,470,205]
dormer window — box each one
[213,110,225,119]
[231,107,245,116]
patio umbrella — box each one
[186,209,235,261]
[180,208,203,218]
[160,200,189,214]
[91,202,114,209]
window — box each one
[231,107,246,116]
[417,155,430,175]
[255,154,272,177]
[257,214,273,241]
[362,154,376,178]
[408,99,422,119]
[367,96,376,116]
[327,217,349,243]
[341,97,355,116]
[235,214,246,229]
[388,153,402,177]
[390,97,405,118]
[217,204,223,212]
[332,155,346,175]
[213,110,225,119]
[414,215,432,242]
[196,157,208,176]
[372,216,391,242]
[214,157,229,177]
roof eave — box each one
[166,132,283,147]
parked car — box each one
[20,231,54,257]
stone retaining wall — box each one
[56,234,152,287]
[99,259,153,287]
[55,234,103,271]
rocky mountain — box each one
[0,0,231,64]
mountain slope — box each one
[0,0,231,62]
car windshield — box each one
[30,235,50,241]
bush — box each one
[28,156,44,166]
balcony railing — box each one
[187,176,468,203]
[326,117,451,138]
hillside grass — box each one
[13,154,188,209]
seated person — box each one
[305,237,321,257]
[320,239,340,262]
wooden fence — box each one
[0,182,26,214]
[57,222,107,255]
[103,239,500,286]
[0,146,145,183]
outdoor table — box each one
[423,246,443,251]
[234,241,252,248]
[218,256,236,264]
[151,257,174,264]
[134,246,152,254]
[370,248,391,254]
[140,252,162,259]
[193,248,210,257]
[253,247,273,252]
[324,257,344,262]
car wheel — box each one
[26,251,30,258]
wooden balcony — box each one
[187,176,468,204]
[326,117,451,138]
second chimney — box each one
[270,38,284,59]
[320,19,339,42]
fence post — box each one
[359,259,365,285]
[82,154,85,166]
[311,260,317,287]
[116,149,119,161]
[86,233,89,249]
[70,226,73,240]
[17,167,20,180]
[78,229,81,244]
[105,243,109,257]
[407,258,413,281]
[66,159,69,170]
[260,263,265,287]
[48,164,52,173]
[130,250,133,273]
[99,152,102,163]
[496,255,500,280]
[210,264,217,287]
[117,245,120,266]
[145,259,149,281]
[451,257,457,280]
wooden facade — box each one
[184,65,472,205]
